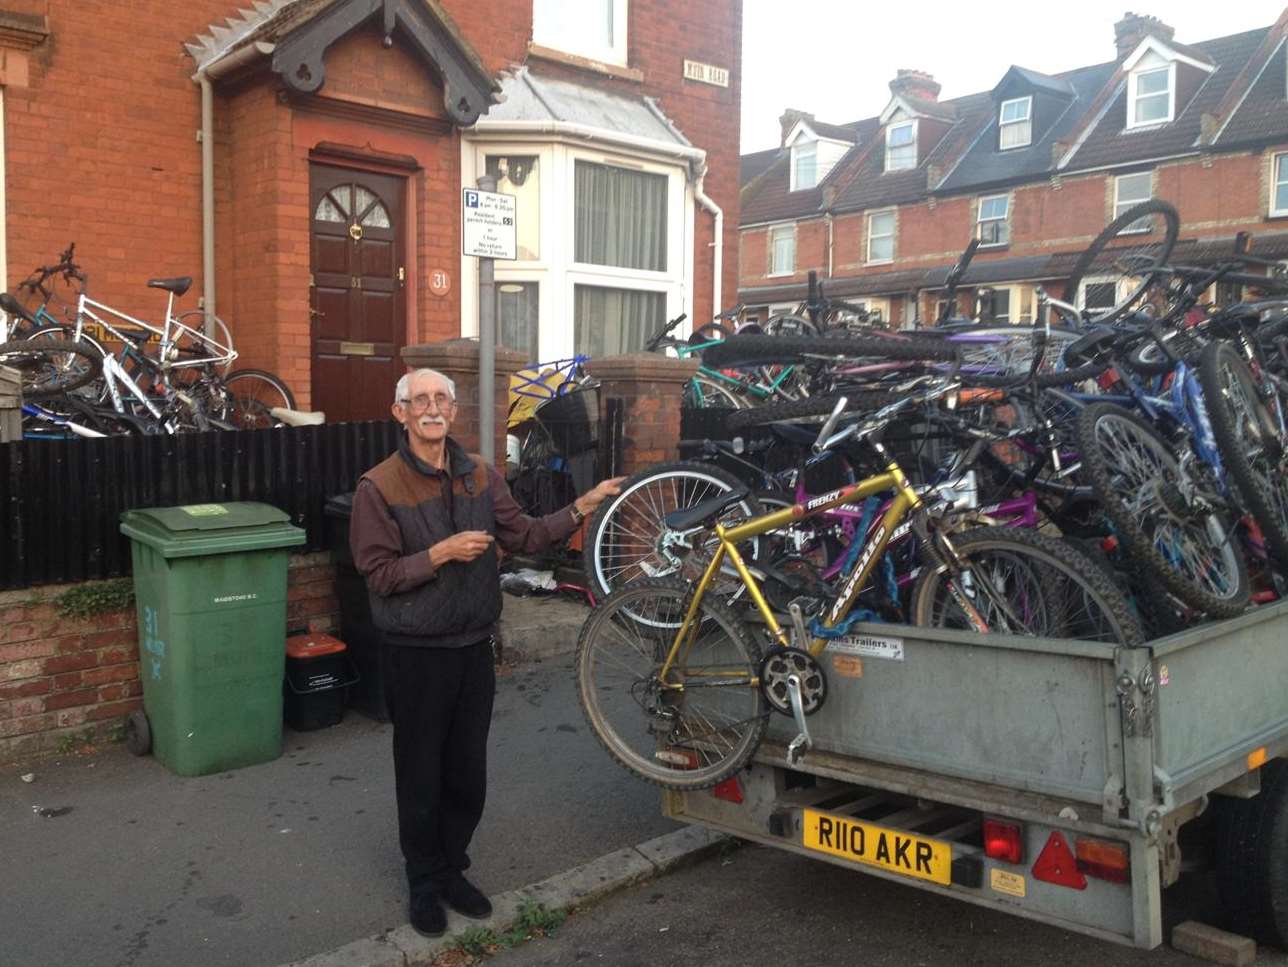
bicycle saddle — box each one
[0,291,39,323]
[662,485,750,531]
[147,276,192,296]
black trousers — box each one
[385,637,496,891]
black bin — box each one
[284,633,358,731]
[325,494,389,722]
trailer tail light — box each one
[712,776,744,804]
[982,819,1023,864]
[1075,837,1130,884]
[1031,831,1087,889]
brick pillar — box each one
[400,339,528,461]
[585,354,698,475]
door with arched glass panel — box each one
[309,165,405,421]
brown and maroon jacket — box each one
[349,435,577,648]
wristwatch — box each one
[569,503,586,525]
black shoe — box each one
[443,875,493,919]
[409,889,447,938]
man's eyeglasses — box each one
[399,393,455,413]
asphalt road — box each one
[0,651,676,967]
[490,844,1288,967]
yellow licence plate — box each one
[802,808,952,885]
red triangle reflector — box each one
[712,777,744,803]
[1031,831,1087,890]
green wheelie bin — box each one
[119,502,305,777]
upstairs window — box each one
[769,224,796,276]
[532,0,627,66]
[867,209,895,264]
[999,96,1032,149]
[885,120,917,172]
[574,161,668,272]
[977,194,1010,247]
[1128,65,1173,127]
[791,141,818,191]
[1272,153,1288,217]
[1114,171,1153,231]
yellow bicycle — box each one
[575,386,1143,790]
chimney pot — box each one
[889,69,941,103]
[1114,12,1175,60]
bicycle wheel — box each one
[23,324,109,401]
[583,460,764,600]
[576,577,767,789]
[215,369,296,429]
[172,309,235,374]
[1198,340,1288,567]
[0,339,101,399]
[763,314,819,337]
[1076,402,1249,616]
[684,374,747,409]
[911,526,1144,644]
[950,325,1082,377]
[1064,200,1179,325]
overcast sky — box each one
[740,1,1284,153]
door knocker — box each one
[349,223,363,241]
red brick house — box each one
[739,11,1288,327]
[0,0,741,420]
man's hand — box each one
[574,477,626,518]
[429,531,494,568]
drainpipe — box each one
[825,212,834,279]
[693,166,723,320]
[192,41,275,336]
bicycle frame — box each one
[74,291,235,371]
[660,462,925,687]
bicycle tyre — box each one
[0,339,101,399]
[685,374,748,409]
[1198,339,1288,567]
[172,309,236,374]
[964,360,1110,389]
[910,526,1144,645]
[219,369,296,429]
[703,334,959,369]
[1076,402,1249,616]
[1064,200,1180,325]
[583,460,764,601]
[725,392,893,430]
[576,577,767,790]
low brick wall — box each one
[0,552,339,764]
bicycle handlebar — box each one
[644,313,688,352]
[937,239,981,324]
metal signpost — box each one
[462,177,516,464]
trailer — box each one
[664,599,1288,948]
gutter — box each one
[473,113,724,320]
[191,41,275,335]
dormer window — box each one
[791,141,818,191]
[886,120,917,171]
[998,96,1032,149]
[1129,64,1173,127]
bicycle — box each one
[574,341,1144,790]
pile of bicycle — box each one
[0,244,296,438]
[569,199,1288,789]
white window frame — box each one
[885,120,917,172]
[1272,152,1288,217]
[769,223,797,277]
[532,0,628,67]
[976,194,1010,248]
[998,96,1032,150]
[1127,63,1175,129]
[1114,171,1153,231]
[790,140,818,191]
[866,209,895,265]
[459,138,691,361]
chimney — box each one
[1114,12,1175,60]
[889,69,941,103]
[779,108,815,147]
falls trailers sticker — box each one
[825,634,905,662]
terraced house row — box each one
[738,10,1288,327]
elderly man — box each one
[349,367,622,937]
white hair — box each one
[395,368,457,404]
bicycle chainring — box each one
[758,647,827,717]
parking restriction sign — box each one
[462,188,517,260]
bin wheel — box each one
[125,709,151,756]
[1213,758,1288,946]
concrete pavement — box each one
[0,610,681,967]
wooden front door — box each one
[309,165,406,422]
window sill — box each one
[766,271,797,278]
[1268,210,1288,220]
[865,259,894,267]
[1122,120,1172,134]
[976,242,1010,251]
[527,43,643,83]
